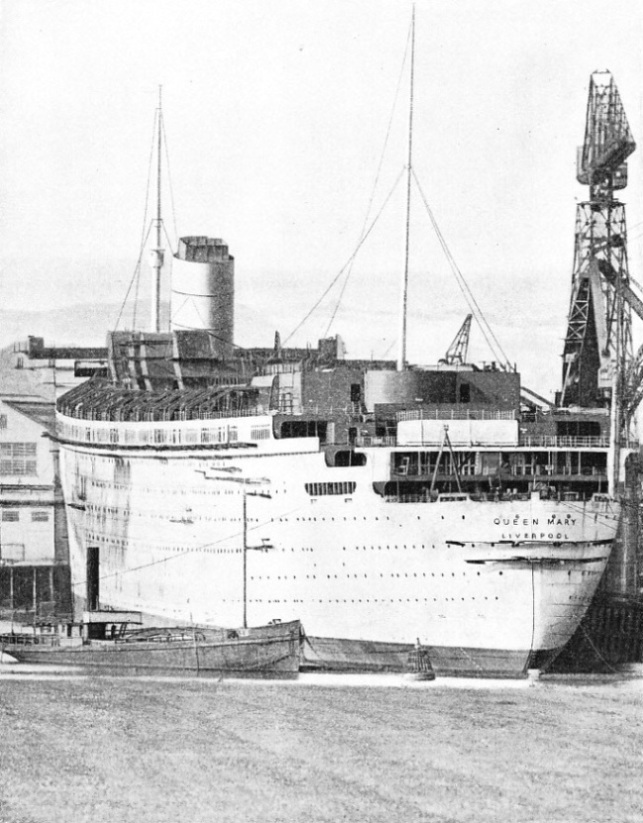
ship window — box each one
[330,450,367,467]
[154,429,165,444]
[2,510,19,522]
[280,420,327,440]
[200,428,211,444]
[0,415,7,430]
[479,452,501,475]
[305,482,356,496]
[556,420,602,439]
[31,510,49,522]
[228,427,238,442]
[251,426,270,440]
[459,384,470,403]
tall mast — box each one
[150,85,165,333]
[397,6,415,371]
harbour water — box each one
[0,666,641,823]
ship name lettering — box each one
[501,532,568,540]
[493,517,540,526]
[547,516,577,527]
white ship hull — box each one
[57,413,620,677]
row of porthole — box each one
[343,545,428,551]
[222,597,501,604]
[251,570,490,581]
[273,516,393,523]
[88,535,240,555]
[93,486,218,497]
[93,536,313,555]
[342,544,501,551]
[88,481,129,492]
[91,507,263,526]
[91,536,497,571]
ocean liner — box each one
[54,49,639,677]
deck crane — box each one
[559,71,636,418]
[439,314,472,366]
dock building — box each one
[0,337,107,623]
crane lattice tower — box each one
[559,71,635,411]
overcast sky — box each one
[1,0,642,396]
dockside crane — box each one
[559,71,636,417]
[439,314,472,366]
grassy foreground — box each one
[0,673,641,823]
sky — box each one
[1,0,643,397]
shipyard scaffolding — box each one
[554,71,643,671]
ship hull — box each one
[56,419,620,678]
[302,636,539,678]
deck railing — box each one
[519,435,609,448]
[355,434,637,450]
[397,409,517,421]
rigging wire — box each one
[323,22,413,340]
[161,112,179,247]
[114,108,159,331]
[114,221,154,332]
[284,167,406,346]
[412,169,513,369]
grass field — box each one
[0,671,641,823]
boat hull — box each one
[1,621,302,679]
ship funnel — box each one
[171,236,234,356]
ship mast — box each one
[397,5,415,371]
[150,85,165,333]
